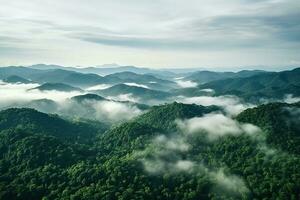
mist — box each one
[0,81,83,106]
[124,82,149,89]
[177,113,261,141]
[0,81,144,123]
[176,95,253,116]
[175,80,198,88]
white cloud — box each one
[86,84,112,91]
[175,160,195,171]
[200,88,214,93]
[209,169,249,194]
[177,113,261,140]
[92,100,142,122]
[107,93,140,103]
[284,94,300,104]
[124,82,149,88]
[177,95,253,116]
[154,135,190,152]
[0,81,143,122]
[176,80,198,88]
[0,82,83,106]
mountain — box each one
[0,108,105,143]
[71,93,149,110]
[28,64,177,77]
[71,93,106,102]
[94,84,172,102]
[104,71,170,83]
[3,75,33,84]
[0,66,41,79]
[1,103,300,199]
[0,66,106,87]
[184,70,266,84]
[98,102,219,154]
[237,102,300,154]
[135,102,219,132]
[31,83,83,92]
[103,71,177,91]
[0,66,178,90]
[28,69,105,88]
[196,68,300,101]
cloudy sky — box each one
[0,0,299,68]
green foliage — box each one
[0,102,300,199]
[0,108,106,144]
[136,102,219,132]
[193,68,300,101]
[236,102,300,154]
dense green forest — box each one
[0,102,300,199]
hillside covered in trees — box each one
[0,102,300,199]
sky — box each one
[0,0,300,69]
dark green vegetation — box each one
[197,68,300,101]
[237,102,300,154]
[184,70,265,84]
[0,102,300,199]
[31,83,83,92]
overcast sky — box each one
[0,0,299,69]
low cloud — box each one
[58,99,143,123]
[93,100,142,122]
[154,135,190,152]
[177,113,261,141]
[284,94,300,104]
[107,93,140,103]
[138,114,261,175]
[0,81,143,123]
[175,80,198,88]
[124,82,149,89]
[86,84,112,91]
[209,169,249,195]
[136,114,256,196]
[200,88,214,93]
[176,95,253,116]
[0,81,83,107]
[139,136,249,194]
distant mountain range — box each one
[198,68,300,101]
[28,64,178,77]
[184,70,267,84]
[0,66,177,90]
[1,65,299,103]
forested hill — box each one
[0,108,106,144]
[97,102,219,155]
[236,102,300,154]
[197,68,300,101]
[0,102,300,199]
